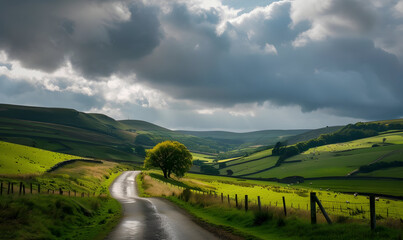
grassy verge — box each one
[0,195,121,240]
[0,161,131,239]
[140,171,403,240]
[166,198,401,240]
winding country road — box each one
[105,171,219,240]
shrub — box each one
[253,211,273,226]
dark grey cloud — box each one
[0,0,161,76]
[0,0,402,129]
[132,1,403,120]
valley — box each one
[0,104,402,239]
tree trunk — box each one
[163,169,168,178]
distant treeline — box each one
[273,122,403,165]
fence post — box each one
[282,196,287,216]
[310,192,317,224]
[7,182,10,194]
[38,184,40,194]
[30,183,33,194]
[235,194,238,207]
[221,193,223,203]
[314,194,332,224]
[370,195,376,230]
[245,195,248,211]
[258,196,261,211]
[228,194,230,204]
[22,184,25,195]
[19,182,23,195]
[11,182,14,194]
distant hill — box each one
[119,120,170,132]
[176,129,310,148]
[0,104,230,157]
[286,126,343,145]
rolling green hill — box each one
[0,104,313,159]
[286,126,343,145]
[214,130,403,179]
[177,129,310,148]
[0,140,83,175]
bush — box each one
[253,211,273,226]
[180,188,191,202]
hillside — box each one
[286,126,343,145]
[215,130,403,180]
[0,140,83,175]
[0,104,316,159]
[0,104,228,158]
[177,129,309,147]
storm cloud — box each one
[0,0,402,130]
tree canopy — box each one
[144,141,192,178]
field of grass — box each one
[219,156,279,176]
[191,152,216,162]
[298,179,403,197]
[0,141,83,175]
[0,143,131,240]
[250,145,402,178]
[187,173,403,219]
[302,131,403,154]
[358,167,403,178]
[141,171,403,240]
[0,195,121,240]
[215,131,402,179]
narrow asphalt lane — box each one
[105,171,219,240]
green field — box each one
[251,145,402,178]
[0,141,130,240]
[302,131,403,154]
[220,156,279,176]
[211,131,403,180]
[0,141,83,175]
[191,152,216,162]
[142,171,403,240]
[180,173,403,220]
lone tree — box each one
[144,141,192,178]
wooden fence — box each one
[154,179,387,230]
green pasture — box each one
[242,148,272,161]
[303,131,403,155]
[358,167,403,178]
[249,144,403,178]
[0,195,121,240]
[298,179,403,197]
[191,152,216,162]
[217,148,272,167]
[0,141,82,175]
[220,156,279,176]
[184,173,403,220]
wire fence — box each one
[151,176,403,229]
[0,181,106,198]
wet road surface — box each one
[105,171,219,240]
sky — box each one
[0,0,402,132]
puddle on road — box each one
[121,220,142,238]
